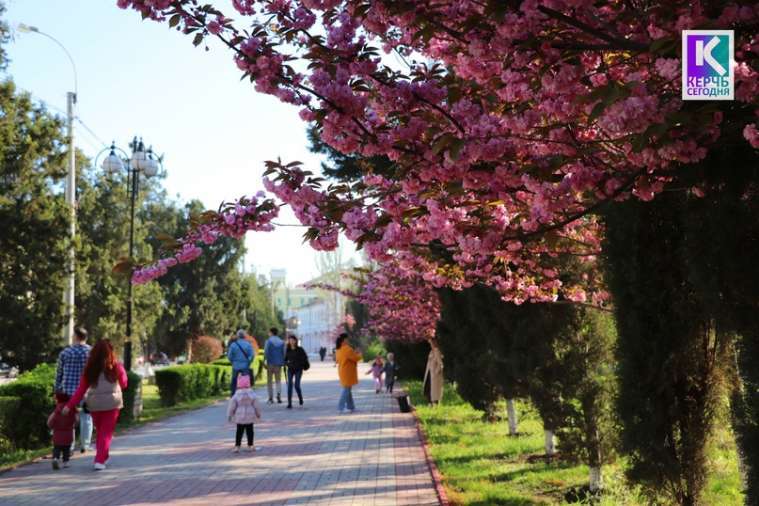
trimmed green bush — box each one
[0,396,20,450]
[155,363,232,407]
[362,339,386,363]
[0,363,56,448]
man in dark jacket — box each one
[284,335,309,409]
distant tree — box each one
[75,163,164,352]
[148,201,246,356]
[239,273,281,345]
[0,80,69,370]
[307,124,394,182]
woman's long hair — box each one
[83,339,118,386]
[287,335,298,350]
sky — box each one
[4,0,357,286]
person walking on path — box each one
[47,393,78,470]
[284,335,309,409]
[63,339,128,471]
[264,327,286,404]
[335,333,362,414]
[227,374,262,453]
[383,353,399,393]
[54,326,93,454]
[228,329,255,396]
[319,346,327,362]
[366,356,384,394]
[423,340,444,405]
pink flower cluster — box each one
[119,0,758,306]
[131,194,278,284]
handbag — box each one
[303,349,311,371]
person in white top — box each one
[226,374,261,453]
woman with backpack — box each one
[284,335,309,409]
[62,339,127,470]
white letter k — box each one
[695,36,726,75]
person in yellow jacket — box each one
[335,333,362,413]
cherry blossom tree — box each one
[123,0,758,307]
[118,1,759,502]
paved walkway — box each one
[0,361,440,506]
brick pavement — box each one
[0,361,440,506]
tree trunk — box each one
[506,398,518,436]
[589,466,603,492]
[544,429,556,456]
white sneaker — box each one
[246,446,255,452]
[62,461,70,469]
[93,463,106,471]
[233,446,240,454]
[52,458,60,470]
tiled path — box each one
[0,361,440,506]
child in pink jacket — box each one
[366,356,384,394]
[227,374,261,453]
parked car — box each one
[149,352,170,366]
[0,362,18,378]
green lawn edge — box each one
[405,380,743,505]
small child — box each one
[366,356,384,394]
[227,374,261,453]
[47,393,77,470]
[383,353,399,393]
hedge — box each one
[213,352,264,378]
[0,364,147,449]
[121,371,143,423]
[0,364,56,449]
[154,364,232,407]
[0,396,20,450]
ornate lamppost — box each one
[96,138,163,370]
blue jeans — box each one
[70,405,92,452]
[230,368,251,396]
[287,368,303,405]
[79,411,92,448]
[338,386,355,412]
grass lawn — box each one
[406,381,744,505]
[118,382,226,429]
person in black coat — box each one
[284,335,309,409]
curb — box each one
[409,404,451,506]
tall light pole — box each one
[97,139,162,370]
[18,23,78,345]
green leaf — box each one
[169,14,181,28]
[449,138,466,161]
[431,133,455,156]
[587,102,606,124]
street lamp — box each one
[286,315,300,336]
[17,23,78,345]
[95,138,164,370]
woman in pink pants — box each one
[64,339,127,471]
